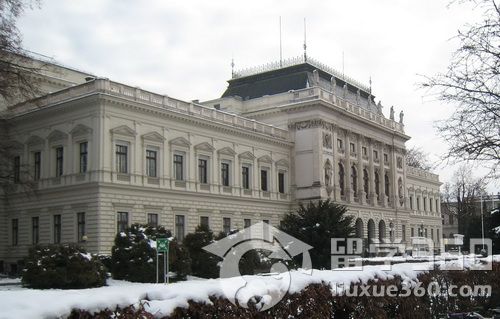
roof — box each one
[222,57,374,105]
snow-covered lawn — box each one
[0,255,496,319]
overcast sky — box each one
[16,0,496,192]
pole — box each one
[167,249,169,284]
[156,249,159,284]
[481,193,485,250]
[163,251,166,284]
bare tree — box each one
[442,165,487,245]
[423,0,500,178]
[405,146,433,170]
[0,0,40,199]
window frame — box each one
[175,214,185,241]
[117,211,129,233]
[12,219,18,246]
[115,143,129,174]
[79,141,88,174]
[221,161,230,187]
[53,214,62,244]
[198,158,208,184]
[77,212,86,242]
[32,216,39,245]
[173,153,185,181]
[55,146,64,177]
[147,213,159,227]
[146,149,158,178]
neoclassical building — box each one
[0,54,442,272]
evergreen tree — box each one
[279,199,354,270]
[183,224,220,278]
[110,224,191,282]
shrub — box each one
[110,224,191,282]
[183,224,220,278]
[22,245,106,289]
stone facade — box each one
[0,55,442,271]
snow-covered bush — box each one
[183,224,221,278]
[110,224,191,282]
[22,245,106,289]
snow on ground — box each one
[0,255,495,319]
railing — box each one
[232,55,371,93]
[407,166,440,182]
[10,79,290,141]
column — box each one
[368,139,377,206]
[345,132,352,203]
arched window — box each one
[375,171,380,199]
[398,177,403,206]
[384,173,390,197]
[363,169,369,199]
[338,163,345,196]
[351,166,357,197]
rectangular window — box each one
[263,219,269,224]
[411,227,414,237]
[146,150,157,177]
[173,154,184,180]
[77,212,86,242]
[198,159,208,184]
[431,228,434,240]
[55,147,64,177]
[383,153,388,163]
[117,212,128,233]
[32,216,39,245]
[430,199,433,212]
[373,150,378,159]
[362,146,367,156]
[424,228,428,238]
[79,142,88,173]
[12,219,18,246]
[221,162,230,186]
[424,197,427,211]
[223,217,231,234]
[417,197,421,210]
[34,151,41,180]
[13,156,20,183]
[241,166,250,189]
[278,172,285,193]
[260,169,268,191]
[244,218,251,228]
[116,144,128,174]
[53,214,61,244]
[200,216,209,228]
[147,213,158,227]
[175,215,185,241]
[449,214,454,225]
[350,143,355,153]
[410,196,413,210]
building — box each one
[0,54,442,272]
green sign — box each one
[157,238,169,252]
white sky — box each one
[16,0,496,192]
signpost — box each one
[156,238,170,284]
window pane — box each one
[244,218,251,228]
[116,145,128,174]
[56,147,64,177]
[12,219,18,246]
[260,170,268,191]
[223,217,231,234]
[146,150,157,177]
[79,142,88,173]
[198,159,208,184]
[242,166,250,189]
[278,172,285,193]
[221,163,229,186]
[77,212,86,242]
[117,212,128,233]
[34,152,41,180]
[174,155,184,180]
[53,215,61,244]
[32,217,39,244]
[200,216,209,228]
[147,213,158,227]
[13,156,20,182]
[175,215,185,241]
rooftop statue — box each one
[399,110,404,124]
[390,106,395,120]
